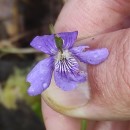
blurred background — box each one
[0,0,63,129]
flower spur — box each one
[27,31,109,96]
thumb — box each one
[42,28,130,120]
[42,0,130,128]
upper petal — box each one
[71,46,109,65]
[54,71,78,91]
[58,31,78,49]
[27,57,54,96]
[30,35,58,55]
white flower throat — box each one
[56,50,71,61]
[55,50,79,73]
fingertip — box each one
[42,99,81,130]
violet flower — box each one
[27,31,109,96]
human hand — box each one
[42,0,130,129]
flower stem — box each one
[49,24,55,34]
[81,119,87,130]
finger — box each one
[42,28,130,120]
[64,28,130,120]
[55,0,130,37]
[42,99,81,130]
[42,0,130,128]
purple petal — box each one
[58,31,78,49]
[67,71,87,82]
[70,45,89,53]
[55,55,87,82]
[54,71,78,91]
[71,46,109,65]
[30,35,58,55]
[27,57,54,96]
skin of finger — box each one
[42,99,81,130]
[67,28,130,120]
[55,0,130,38]
[87,121,130,130]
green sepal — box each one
[49,24,63,53]
[54,35,63,53]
